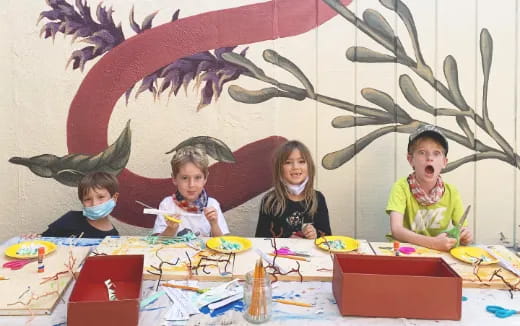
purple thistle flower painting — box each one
[131,46,249,110]
[39,0,124,71]
[38,0,249,109]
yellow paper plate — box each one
[450,246,499,265]
[315,236,359,252]
[206,236,252,253]
[4,240,57,259]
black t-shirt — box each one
[255,191,332,238]
[41,211,119,238]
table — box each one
[2,280,520,325]
[1,237,520,325]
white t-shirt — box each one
[152,196,230,236]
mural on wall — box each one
[227,0,520,172]
[321,0,519,171]
[8,0,352,227]
[7,0,519,230]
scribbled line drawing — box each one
[225,0,519,172]
[38,0,248,110]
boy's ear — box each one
[406,153,413,166]
[112,192,120,202]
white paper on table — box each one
[163,287,199,321]
[195,279,243,309]
[254,248,288,274]
[481,245,520,277]
[207,293,243,311]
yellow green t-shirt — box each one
[386,177,464,236]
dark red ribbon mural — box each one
[64,0,352,227]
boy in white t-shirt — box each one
[153,146,229,237]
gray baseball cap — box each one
[408,124,448,154]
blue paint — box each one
[462,296,468,301]
[274,291,301,300]
[200,300,245,317]
[271,310,329,321]
[278,291,296,298]
[140,290,165,308]
[40,237,102,247]
[52,323,66,326]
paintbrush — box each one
[161,283,206,293]
[268,253,310,262]
[273,299,313,307]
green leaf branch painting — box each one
[226,0,519,172]
[9,121,132,186]
[165,136,236,163]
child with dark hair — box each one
[39,171,120,238]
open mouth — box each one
[425,165,435,176]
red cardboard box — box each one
[68,255,144,326]
[332,254,461,320]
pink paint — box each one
[66,0,353,227]
[399,247,416,255]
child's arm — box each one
[255,198,273,237]
[204,207,224,236]
[313,191,332,236]
[390,211,457,251]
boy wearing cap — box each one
[386,124,473,251]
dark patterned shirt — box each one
[255,191,331,238]
[41,211,119,238]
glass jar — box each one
[243,270,272,323]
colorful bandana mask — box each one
[407,173,445,206]
[173,189,208,213]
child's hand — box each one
[302,224,317,239]
[290,232,304,238]
[459,227,473,245]
[165,214,180,229]
[204,207,218,225]
[431,233,457,251]
[21,233,40,240]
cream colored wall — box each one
[1,0,518,246]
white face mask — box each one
[284,177,308,195]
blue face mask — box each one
[83,199,116,221]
